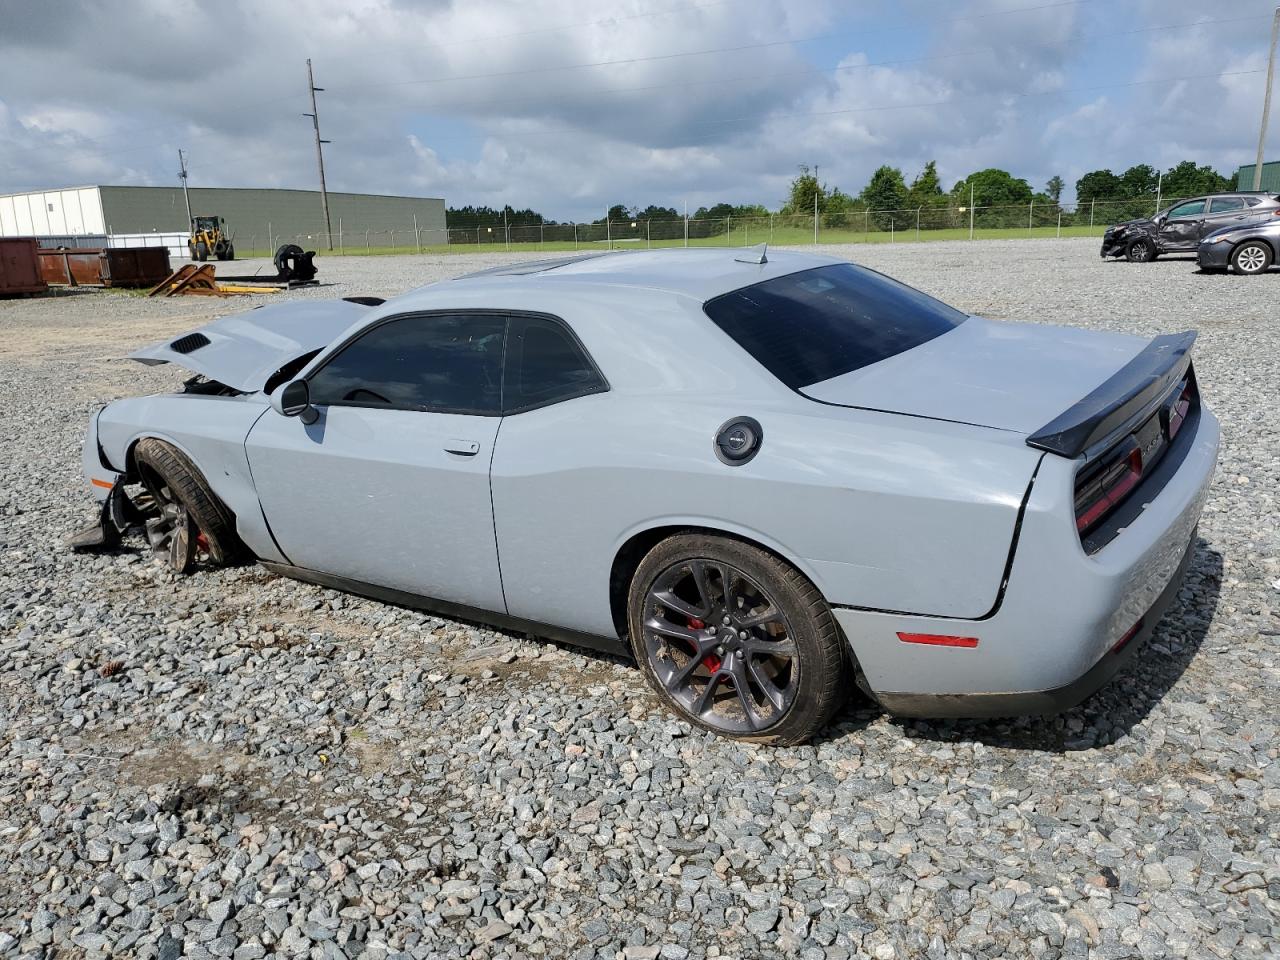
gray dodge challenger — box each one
[74,247,1220,743]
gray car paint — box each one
[85,248,1218,709]
[1196,218,1280,270]
[130,299,372,393]
[245,404,506,611]
[801,316,1146,432]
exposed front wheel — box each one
[627,534,847,744]
[134,439,242,573]
[1231,241,1272,275]
[1126,238,1155,262]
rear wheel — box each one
[1231,241,1272,275]
[627,534,846,744]
[1126,238,1155,262]
[133,439,242,573]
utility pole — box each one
[968,182,975,241]
[813,164,820,245]
[1154,170,1163,215]
[304,58,334,250]
[177,149,193,229]
[1254,7,1280,190]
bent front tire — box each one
[1126,238,1156,262]
[134,438,243,572]
[627,534,846,745]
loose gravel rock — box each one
[1,239,1277,958]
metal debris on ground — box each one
[146,264,281,298]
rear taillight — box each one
[1075,443,1143,533]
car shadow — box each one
[852,536,1224,754]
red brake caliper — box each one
[195,532,209,554]
[688,617,720,672]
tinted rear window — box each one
[702,263,967,389]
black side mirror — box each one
[272,379,318,424]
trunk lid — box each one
[799,316,1148,435]
[130,299,373,393]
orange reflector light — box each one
[897,632,979,649]
[90,478,115,490]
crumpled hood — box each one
[800,316,1148,434]
[130,299,373,393]
[1108,217,1155,232]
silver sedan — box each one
[73,248,1219,743]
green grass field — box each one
[232,222,1107,260]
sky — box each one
[0,0,1276,221]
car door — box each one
[488,314,615,636]
[245,312,508,612]
[1158,199,1206,249]
[1203,196,1251,236]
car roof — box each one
[1178,192,1279,200]
[446,247,845,303]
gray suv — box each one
[1101,192,1280,262]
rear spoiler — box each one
[1026,330,1197,459]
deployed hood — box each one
[800,316,1148,434]
[131,299,374,393]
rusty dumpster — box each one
[0,238,48,296]
[38,247,172,288]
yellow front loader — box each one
[187,216,234,262]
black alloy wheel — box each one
[133,438,243,574]
[628,535,846,744]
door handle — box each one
[444,439,480,456]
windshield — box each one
[702,263,967,389]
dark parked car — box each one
[1101,192,1280,262]
[1197,217,1280,275]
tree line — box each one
[445,159,1239,232]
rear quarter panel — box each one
[491,394,1042,638]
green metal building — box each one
[0,185,447,251]
[1235,161,1280,192]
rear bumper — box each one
[836,405,1220,718]
[871,536,1193,717]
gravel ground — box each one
[1,238,1277,959]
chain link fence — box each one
[222,195,1188,258]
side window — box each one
[504,316,606,413]
[309,314,505,415]
[1208,196,1245,213]
[1167,200,1205,218]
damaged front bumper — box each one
[1100,232,1129,258]
[69,405,141,551]
[67,480,146,551]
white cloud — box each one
[0,0,1275,216]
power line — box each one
[334,68,1268,151]
[332,0,1109,95]
[0,2,1259,180]
[327,13,1272,117]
